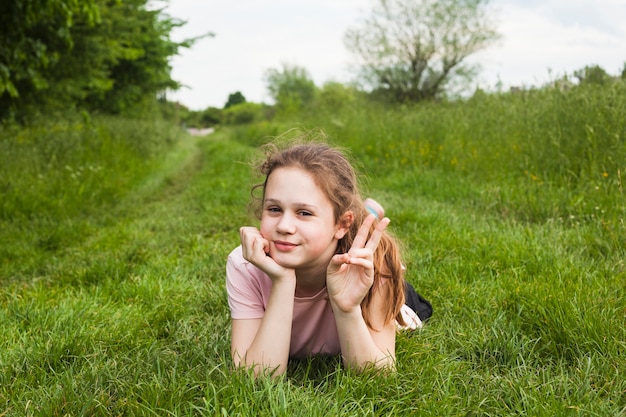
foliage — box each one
[0,0,203,121]
[223,102,267,125]
[574,64,614,86]
[201,106,224,126]
[344,0,500,103]
[315,81,359,113]
[81,0,196,115]
[176,105,221,128]
[0,0,99,114]
[157,98,187,124]
[178,106,227,128]
[265,63,317,113]
[224,91,246,109]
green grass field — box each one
[1,84,625,415]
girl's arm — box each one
[231,227,296,376]
[231,274,296,376]
[331,282,397,370]
[326,215,397,371]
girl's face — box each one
[260,166,348,276]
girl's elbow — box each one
[231,352,287,378]
[343,352,396,373]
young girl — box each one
[226,132,429,376]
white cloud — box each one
[472,1,625,90]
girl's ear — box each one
[335,211,354,239]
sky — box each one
[163,0,626,110]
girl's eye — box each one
[298,210,312,216]
[266,206,281,213]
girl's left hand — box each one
[326,214,390,314]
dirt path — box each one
[186,127,214,136]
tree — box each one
[0,0,100,118]
[223,102,265,125]
[344,0,500,103]
[317,81,358,112]
[264,63,317,111]
[83,0,191,114]
[224,91,246,109]
[574,65,611,86]
[201,107,223,126]
[0,0,208,120]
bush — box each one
[316,82,358,113]
[223,102,267,125]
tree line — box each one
[3,0,623,126]
[1,0,503,124]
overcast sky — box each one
[163,0,626,110]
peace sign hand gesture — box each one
[326,214,390,314]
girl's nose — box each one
[276,213,296,234]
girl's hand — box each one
[239,227,294,281]
[326,215,390,314]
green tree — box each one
[0,0,208,120]
[82,0,204,114]
[0,0,100,117]
[574,64,612,86]
[224,91,246,109]
[201,107,223,126]
[223,102,265,125]
[264,63,317,112]
[344,0,500,103]
[316,81,358,112]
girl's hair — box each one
[250,129,406,328]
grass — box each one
[1,83,625,415]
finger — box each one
[329,253,350,267]
[327,253,350,275]
[239,226,256,242]
[342,257,373,270]
[240,227,262,247]
[239,227,265,259]
[253,235,270,255]
[364,217,390,251]
[346,247,375,260]
[351,214,376,250]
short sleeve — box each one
[225,246,271,319]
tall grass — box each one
[1,84,625,415]
[264,82,625,255]
[0,115,187,280]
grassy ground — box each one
[1,85,625,415]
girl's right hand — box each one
[239,227,294,281]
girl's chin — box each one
[270,255,299,269]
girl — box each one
[226,132,429,376]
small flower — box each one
[602,172,609,178]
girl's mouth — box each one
[274,240,298,251]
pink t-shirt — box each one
[226,246,340,358]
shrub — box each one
[223,102,266,125]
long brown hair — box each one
[250,129,406,328]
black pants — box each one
[404,281,432,321]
